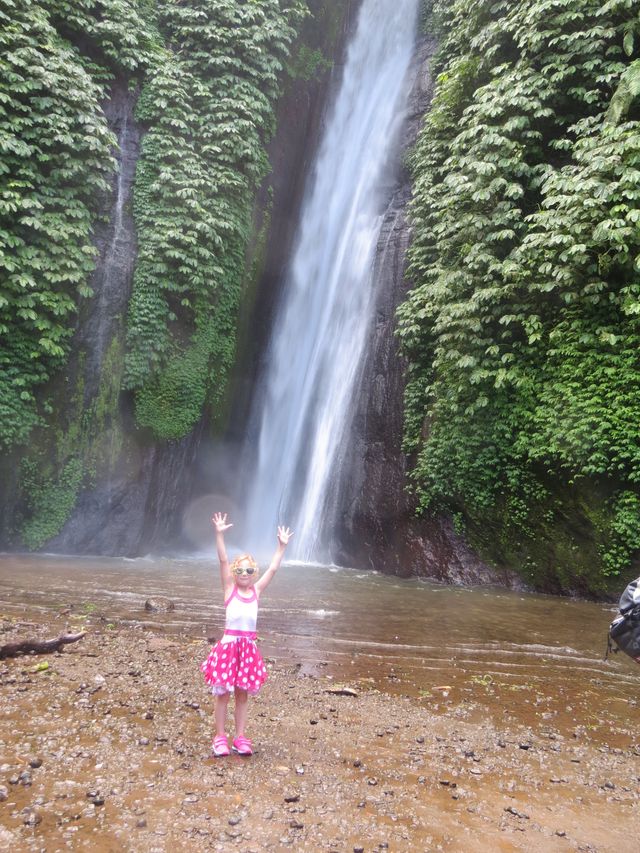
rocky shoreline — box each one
[1,607,639,852]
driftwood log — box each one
[0,631,86,659]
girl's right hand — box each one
[213,512,233,533]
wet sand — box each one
[1,601,639,852]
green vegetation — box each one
[399,0,640,590]
[124,0,305,439]
[1,0,305,546]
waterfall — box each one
[242,0,419,562]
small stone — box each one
[284,793,300,803]
[19,771,32,786]
[23,809,41,827]
[228,815,241,826]
[518,743,531,751]
[353,759,362,768]
[367,778,378,786]
[137,818,147,829]
[289,820,304,830]
[0,786,8,801]
[262,810,274,820]
[28,757,42,769]
[504,806,529,819]
[416,736,424,744]
[354,847,365,853]
[555,830,566,837]
[144,597,175,613]
[144,711,154,720]
[138,737,150,746]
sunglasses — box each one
[232,565,257,576]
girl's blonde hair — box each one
[230,553,258,571]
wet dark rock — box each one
[144,598,175,613]
[284,792,300,803]
[28,757,42,769]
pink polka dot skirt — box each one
[201,637,268,696]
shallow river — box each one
[1,554,637,742]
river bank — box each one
[1,598,639,852]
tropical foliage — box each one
[124,0,305,439]
[399,0,640,587]
[0,0,304,450]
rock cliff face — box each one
[0,4,362,557]
[332,36,521,587]
[41,79,205,556]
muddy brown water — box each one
[1,555,637,736]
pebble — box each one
[289,820,304,830]
[228,815,242,826]
[28,757,42,769]
[137,818,147,828]
[0,786,8,801]
[22,809,41,827]
[284,792,300,803]
[504,806,529,819]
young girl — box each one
[201,512,293,756]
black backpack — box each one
[606,577,640,663]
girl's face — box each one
[233,558,259,588]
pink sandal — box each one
[212,734,230,757]
[232,735,253,756]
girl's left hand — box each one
[277,526,294,546]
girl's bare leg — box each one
[234,688,249,737]
[215,692,230,736]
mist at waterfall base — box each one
[218,0,421,565]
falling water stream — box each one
[243,0,420,560]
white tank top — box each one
[221,586,258,641]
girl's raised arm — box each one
[213,512,234,595]
[255,526,293,595]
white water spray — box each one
[243,0,419,561]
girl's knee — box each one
[234,688,248,702]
